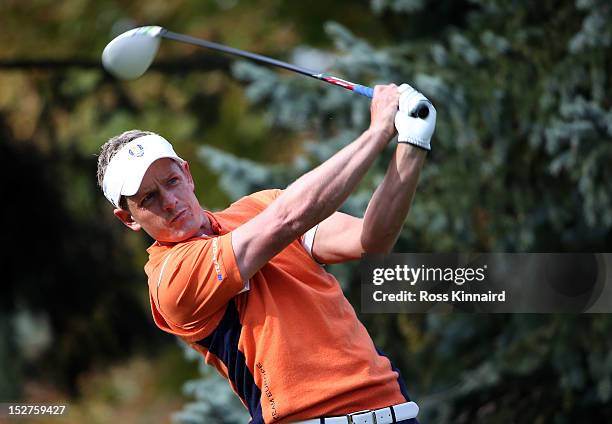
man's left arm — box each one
[311,84,435,263]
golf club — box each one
[102,26,429,119]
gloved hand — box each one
[394,83,437,151]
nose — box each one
[160,188,177,211]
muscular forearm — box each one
[273,128,390,242]
[361,143,426,253]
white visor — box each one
[102,134,184,208]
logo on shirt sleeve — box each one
[212,238,223,281]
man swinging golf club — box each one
[97,81,435,424]
[100,25,438,423]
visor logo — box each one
[128,144,145,158]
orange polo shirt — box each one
[144,189,412,424]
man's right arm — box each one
[231,84,400,280]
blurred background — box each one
[1,0,612,423]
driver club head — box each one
[102,26,163,80]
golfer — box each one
[97,83,436,424]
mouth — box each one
[170,209,187,224]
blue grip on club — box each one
[353,84,430,119]
[353,84,374,98]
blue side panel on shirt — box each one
[376,347,412,401]
[196,301,264,424]
[376,348,420,424]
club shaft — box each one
[162,29,317,76]
[160,29,429,119]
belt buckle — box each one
[347,409,377,424]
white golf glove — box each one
[394,83,437,151]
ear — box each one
[181,160,195,191]
[113,208,142,232]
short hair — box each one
[97,129,156,209]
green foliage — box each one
[371,0,426,14]
[0,314,21,399]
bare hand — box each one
[368,84,400,140]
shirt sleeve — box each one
[300,224,319,257]
[249,188,283,206]
[155,233,245,334]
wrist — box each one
[366,125,395,146]
[397,142,428,159]
[393,143,427,183]
[397,137,431,151]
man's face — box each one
[114,158,206,243]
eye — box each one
[168,177,179,185]
[140,192,155,206]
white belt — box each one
[292,401,419,424]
